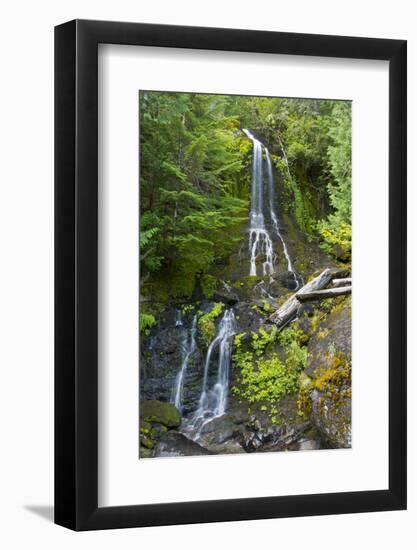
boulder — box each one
[140,400,181,428]
[206,440,246,454]
[304,296,352,448]
[153,432,213,457]
[288,437,323,451]
[310,388,351,448]
[139,446,154,459]
[276,270,300,290]
[200,414,236,444]
[305,296,351,377]
[213,287,240,305]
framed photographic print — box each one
[55,20,407,530]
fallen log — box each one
[296,286,352,301]
[268,267,348,327]
[332,277,352,287]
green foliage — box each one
[181,304,195,315]
[140,91,252,300]
[232,325,307,407]
[198,303,224,343]
[139,312,157,335]
[261,300,275,314]
[278,326,309,371]
[326,102,352,225]
[313,102,352,260]
[200,274,216,298]
[251,327,278,356]
[317,220,351,261]
[140,214,163,280]
[140,91,352,302]
[233,352,299,404]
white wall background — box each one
[0,0,414,547]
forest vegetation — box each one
[139,91,352,457]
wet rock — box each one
[232,394,314,452]
[200,414,236,444]
[304,296,352,448]
[140,400,181,428]
[256,422,311,452]
[305,296,351,378]
[139,446,154,459]
[206,440,246,454]
[233,302,264,333]
[140,433,155,449]
[140,309,203,409]
[213,287,240,305]
[288,437,323,451]
[229,409,250,425]
[297,302,316,318]
[276,271,300,290]
[310,388,351,448]
[154,432,213,457]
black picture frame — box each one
[55,19,407,531]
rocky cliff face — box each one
[299,296,352,448]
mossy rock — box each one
[303,298,352,448]
[139,446,154,459]
[140,400,181,428]
[140,433,155,449]
[139,420,152,435]
[305,296,351,377]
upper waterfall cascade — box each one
[243,129,300,288]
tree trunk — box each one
[296,286,352,301]
[332,277,352,287]
[268,267,350,327]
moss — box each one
[140,434,155,449]
[231,275,260,293]
[139,446,154,459]
[317,328,330,340]
[308,351,352,428]
[330,294,350,315]
[313,352,351,395]
[296,371,312,417]
[140,420,152,435]
[198,302,224,343]
[140,400,181,428]
[297,385,312,418]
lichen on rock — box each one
[300,296,352,448]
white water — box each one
[221,280,233,293]
[175,309,183,327]
[243,128,300,289]
[171,314,198,412]
[190,309,236,434]
[242,129,275,277]
[254,280,276,304]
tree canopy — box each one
[140,92,351,302]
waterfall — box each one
[175,309,183,327]
[221,280,233,293]
[190,309,236,433]
[265,148,302,289]
[243,128,301,289]
[171,314,198,412]
[242,129,275,277]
